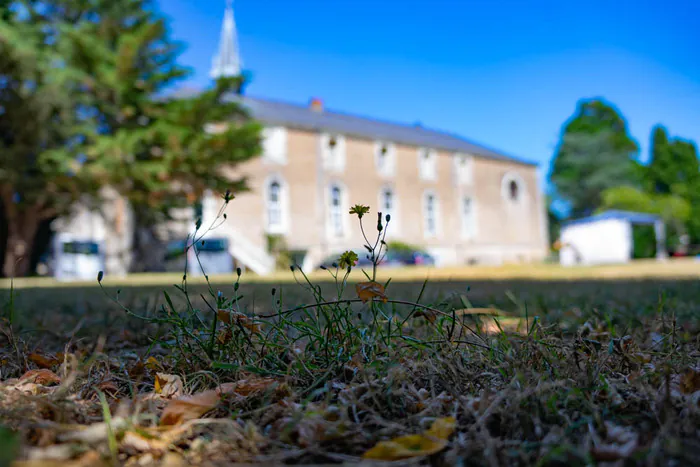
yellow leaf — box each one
[356,281,388,303]
[160,390,220,426]
[363,434,447,460]
[362,417,456,460]
[145,356,161,371]
[426,417,457,440]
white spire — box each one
[210,0,242,79]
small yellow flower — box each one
[349,204,370,219]
[338,250,358,269]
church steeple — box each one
[210,0,242,79]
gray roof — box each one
[229,95,537,166]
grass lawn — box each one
[1,259,699,465]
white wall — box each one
[560,219,631,266]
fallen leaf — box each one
[414,310,437,323]
[96,379,119,396]
[217,310,262,332]
[155,373,184,398]
[220,377,279,397]
[121,430,168,453]
[160,390,220,426]
[145,356,161,372]
[19,369,61,386]
[28,353,59,369]
[680,368,700,394]
[363,417,456,460]
[426,416,457,439]
[356,281,388,303]
[128,360,146,378]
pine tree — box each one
[0,0,262,276]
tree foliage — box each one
[0,0,262,276]
[549,99,640,218]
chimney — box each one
[309,97,324,112]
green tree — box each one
[645,126,700,243]
[549,99,640,218]
[0,0,262,276]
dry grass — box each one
[1,265,700,466]
[3,257,699,291]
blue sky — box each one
[160,0,699,189]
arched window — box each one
[502,172,527,205]
[330,184,343,236]
[509,180,519,201]
[424,191,438,237]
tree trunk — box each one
[2,212,40,278]
[130,223,167,273]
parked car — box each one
[318,249,377,270]
[385,249,436,266]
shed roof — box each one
[220,94,538,166]
[563,210,661,228]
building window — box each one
[423,191,439,237]
[501,172,526,205]
[453,153,473,185]
[379,187,395,223]
[329,184,344,237]
[418,148,437,180]
[262,127,287,164]
[375,141,395,177]
[461,196,476,239]
[321,133,346,172]
[265,178,287,233]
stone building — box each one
[54,1,549,277]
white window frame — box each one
[262,126,287,165]
[327,182,348,238]
[375,141,396,177]
[418,147,437,181]
[453,153,474,185]
[378,186,398,229]
[501,171,527,205]
[264,175,289,234]
[320,133,346,172]
[422,190,440,238]
[460,195,477,240]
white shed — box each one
[559,210,667,266]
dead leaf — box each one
[19,369,61,386]
[128,360,146,378]
[145,356,161,372]
[155,373,184,398]
[121,430,168,453]
[680,368,700,394]
[28,353,59,369]
[96,379,119,396]
[362,417,456,460]
[414,310,437,323]
[219,377,280,397]
[356,281,388,303]
[217,310,261,333]
[160,390,220,426]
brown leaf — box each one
[414,310,437,323]
[217,310,261,333]
[28,353,59,369]
[19,369,61,386]
[128,360,146,378]
[219,377,280,397]
[155,373,184,398]
[453,307,508,316]
[680,368,700,394]
[97,379,119,396]
[160,390,220,426]
[356,281,388,303]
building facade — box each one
[53,2,549,277]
